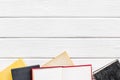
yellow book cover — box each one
[42,51,74,67]
[0,58,26,80]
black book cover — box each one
[11,65,40,80]
[94,60,120,80]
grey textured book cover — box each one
[94,60,120,80]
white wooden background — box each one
[0,0,120,73]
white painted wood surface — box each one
[0,0,120,16]
[0,38,119,72]
[0,38,120,57]
[0,18,120,37]
[0,0,120,74]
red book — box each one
[32,65,92,80]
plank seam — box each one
[0,16,120,18]
[0,57,119,59]
[0,37,120,39]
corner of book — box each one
[15,58,26,66]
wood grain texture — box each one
[0,0,119,74]
[0,18,120,37]
[0,38,119,57]
[0,0,120,16]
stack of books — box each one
[1,51,119,80]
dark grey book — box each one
[94,60,120,80]
[11,65,40,80]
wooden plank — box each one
[0,18,120,37]
[0,38,120,57]
[0,59,115,72]
[0,0,120,16]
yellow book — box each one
[42,51,74,67]
[0,58,26,80]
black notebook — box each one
[94,60,120,80]
[11,65,40,80]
